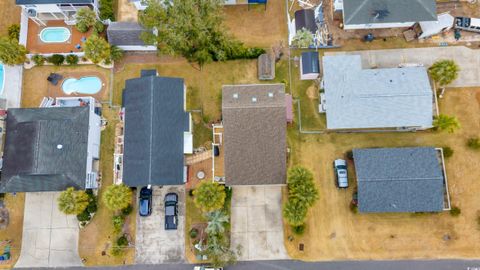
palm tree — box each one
[205,211,229,235]
[433,114,460,133]
[110,45,124,62]
[428,60,460,87]
[102,184,132,211]
[287,166,319,207]
[58,187,90,215]
[283,199,307,226]
[193,182,226,212]
[292,28,313,48]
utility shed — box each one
[295,9,318,33]
[300,51,320,80]
[107,22,156,51]
[258,54,275,80]
[353,147,445,213]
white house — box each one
[339,0,437,30]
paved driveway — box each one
[326,46,480,87]
[230,186,288,261]
[15,192,82,268]
[135,186,185,264]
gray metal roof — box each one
[294,9,318,33]
[323,55,433,130]
[16,0,92,4]
[343,0,437,25]
[107,22,151,46]
[0,107,90,192]
[353,147,444,213]
[301,51,320,75]
[123,74,188,187]
[222,84,287,186]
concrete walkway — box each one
[15,192,83,268]
[1,64,23,108]
[326,46,480,88]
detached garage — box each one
[300,51,320,80]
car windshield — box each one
[337,165,347,170]
[338,170,347,175]
[140,199,149,214]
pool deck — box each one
[46,71,109,101]
[26,19,93,55]
[0,65,23,109]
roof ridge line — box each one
[358,177,443,182]
[345,0,370,24]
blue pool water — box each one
[0,64,4,95]
[40,27,71,43]
[62,77,102,95]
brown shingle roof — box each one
[222,84,287,186]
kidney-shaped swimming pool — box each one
[62,76,102,95]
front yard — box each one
[285,87,480,260]
[0,194,25,269]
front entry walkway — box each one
[15,192,83,268]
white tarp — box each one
[419,13,454,39]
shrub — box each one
[65,54,79,65]
[346,150,353,160]
[47,54,65,66]
[8,24,20,41]
[58,187,90,215]
[450,206,461,217]
[0,193,5,200]
[102,184,132,211]
[99,0,115,21]
[467,137,480,150]
[121,204,133,216]
[193,181,226,212]
[76,8,97,33]
[443,147,454,158]
[93,21,105,34]
[292,224,306,236]
[84,35,111,64]
[87,202,97,214]
[112,215,125,233]
[188,189,195,197]
[76,210,91,222]
[117,235,128,246]
[291,28,313,48]
[349,201,358,214]
[110,245,123,257]
[0,37,27,65]
[32,54,46,66]
[189,228,198,239]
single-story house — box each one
[418,13,455,39]
[322,54,434,131]
[353,147,446,213]
[0,97,102,192]
[300,51,320,80]
[222,84,287,186]
[107,22,156,52]
[122,71,192,187]
[340,0,437,30]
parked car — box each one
[165,193,178,230]
[334,159,348,188]
[139,187,152,217]
[194,266,223,270]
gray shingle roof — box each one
[343,0,437,25]
[301,51,320,75]
[353,147,444,213]
[323,55,433,130]
[16,0,92,4]
[222,84,287,186]
[0,107,90,192]
[123,74,188,187]
[107,22,151,46]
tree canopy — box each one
[428,60,460,87]
[0,37,27,65]
[102,184,132,211]
[76,8,97,33]
[205,210,229,235]
[84,34,111,64]
[292,28,313,48]
[433,114,460,133]
[193,181,226,212]
[57,187,90,215]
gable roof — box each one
[107,22,151,46]
[295,9,318,33]
[301,51,320,75]
[343,0,437,25]
[122,73,188,187]
[0,107,90,192]
[323,54,433,130]
[353,147,444,213]
[222,84,287,186]
[16,0,92,4]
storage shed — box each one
[257,53,275,80]
[300,51,320,80]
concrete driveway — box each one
[230,186,288,261]
[135,186,185,264]
[326,46,480,87]
[15,192,82,268]
[1,65,23,108]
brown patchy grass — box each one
[185,194,207,264]
[0,0,20,37]
[78,107,136,266]
[223,1,287,48]
[0,193,25,269]
[285,87,480,260]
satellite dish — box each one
[27,8,37,17]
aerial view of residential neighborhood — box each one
[1,0,480,269]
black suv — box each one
[164,193,178,230]
[139,187,152,217]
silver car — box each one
[334,159,348,188]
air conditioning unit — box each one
[27,8,37,17]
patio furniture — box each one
[47,73,63,86]
[81,37,87,42]
[75,44,82,50]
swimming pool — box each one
[0,64,4,95]
[39,27,71,43]
[62,77,102,95]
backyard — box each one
[284,87,480,260]
[0,0,20,37]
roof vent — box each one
[252,97,257,102]
[57,144,63,150]
[233,93,238,99]
[268,92,274,98]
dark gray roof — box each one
[301,51,320,75]
[222,84,287,186]
[295,9,318,33]
[16,0,92,4]
[353,147,444,213]
[1,107,90,192]
[343,0,437,25]
[123,75,188,187]
[107,22,151,46]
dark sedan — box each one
[139,187,152,217]
[165,193,178,230]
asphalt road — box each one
[33,259,480,270]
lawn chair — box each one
[47,73,63,86]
